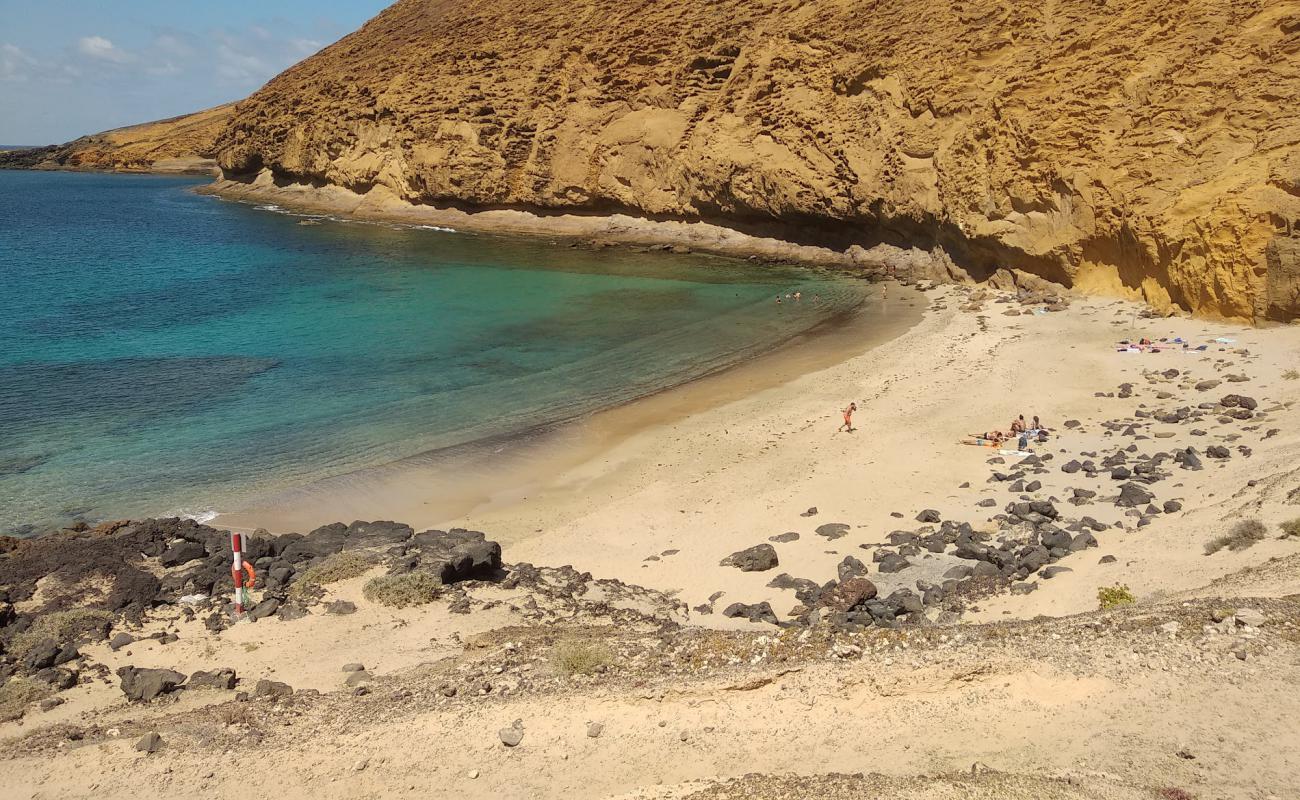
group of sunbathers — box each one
[963,414,1049,450]
[1116,337,1210,354]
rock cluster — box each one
[0,517,506,716]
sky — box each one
[0,1,392,144]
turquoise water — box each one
[0,171,869,534]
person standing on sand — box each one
[839,402,857,433]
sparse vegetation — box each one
[1204,519,1268,554]
[1283,368,1299,380]
[216,702,257,727]
[289,552,376,599]
[0,677,52,722]
[1097,584,1135,610]
[1159,788,1196,800]
[551,639,612,676]
[362,571,440,608]
[1279,518,1300,539]
[8,608,112,660]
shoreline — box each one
[213,285,925,535]
[198,172,976,283]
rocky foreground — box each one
[1,510,1298,798]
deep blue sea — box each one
[0,171,872,534]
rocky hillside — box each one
[208,0,1300,322]
[0,104,234,174]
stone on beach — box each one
[817,577,878,612]
[814,523,851,540]
[719,543,779,572]
[188,668,237,691]
[118,666,186,702]
[722,602,778,625]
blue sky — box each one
[0,0,391,144]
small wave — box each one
[168,508,220,524]
[255,204,283,212]
[414,224,457,233]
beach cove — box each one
[0,170,883,534]
[6,281,1300,800]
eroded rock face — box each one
[207,0,1300,321]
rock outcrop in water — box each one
[205,0,1300,322]
[0,104,233,174]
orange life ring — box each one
[232,561,256,588]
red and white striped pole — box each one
[231,531,247,615]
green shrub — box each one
[8,609,112,660]
[0,678,51,722]
[1279,518,1300,539]
[362,571,440,608]
[289,552,375,599]
[1204,519,1268,554]
[1097,584,1135,610]
[552,639,612,676]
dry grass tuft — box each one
[1278,518,1300,539]
[7,608,112,659]
[1204,519,1268,554]
[1282,369,1299,381]
[0,677,52,722]
[552,639,612,676]
[362,571,440,608]
[289,552,375,599]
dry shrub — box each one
[1282,369,1299,381]
[362,571,440,608]
[289,552,375,599]
[552,639,612,676]
[0,677,51,722]
[1159,788,1196,800]
[1096,585,1135,610]
[1278,518,1300,539]
[8,608,112,659]
[215,702,257,727]
[1204,519,1268,554]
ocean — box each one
[0,171,875,534]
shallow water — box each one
[0,171,875,533]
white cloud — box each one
[215,40,270,83]
[1,43,37,81]
[76,35,133,64]
[289,38,324,57]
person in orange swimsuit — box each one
[839,402,857,433]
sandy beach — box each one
[222,278,1300,625]
[5,282,1300,799]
